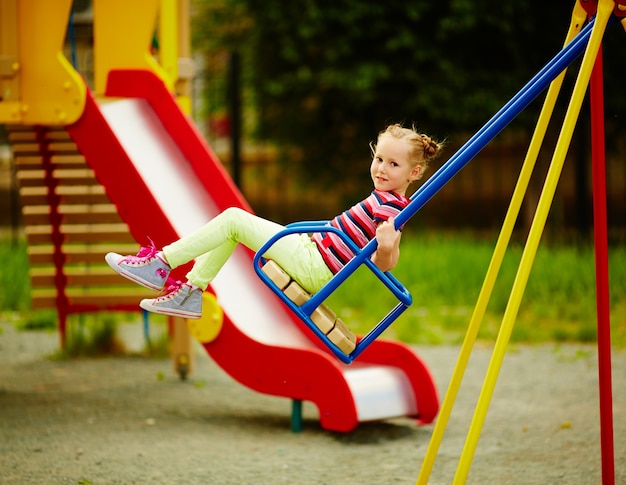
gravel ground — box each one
[0,320,625,485]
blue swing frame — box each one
[254,17,595,364]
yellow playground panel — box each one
[0,0,191,125]
[0,0,86,124]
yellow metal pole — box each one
[174,0,194,114]
[453,1,614,483]
[158,0,179,84]
[159,0,194,376]
[93,0,172,96]
[0,0,86,124]
[415,5,587,484]
[0,0,20,114]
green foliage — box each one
[18,310,57,331]
[54,313,125,358]
[143,320,171,359]
[0,237,32,312]
[2,236,625,347]
[327,232,626,347]
[191,0,255,123]
[192,1,625,201]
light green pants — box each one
[162,207,333,293]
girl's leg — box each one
[163,207,332,293]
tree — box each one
[193,0,625,201]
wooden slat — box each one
[31,288,155,310]
[22,204,124,225]
[8,132,37,142]
[27,243,140,265]
[25,224,136,244]
[14,155,87,170]
[53,169,97,185]
[8,130,70,143]
[29,294,57,309]
[47,141,78,153]
[30,267,147,287]
[13,156,46,168]
[50,155,86,167]
[45,131,72,141]
[11,143,41,155]
[16,168,97,187]
[15,169,46,187]
[19,186,110,206]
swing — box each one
[254,222,412,364]
[254,11,600,364]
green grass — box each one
[326,231,626,347]
[58,313,125,358]
[0,237,136,356]
[0,237,32,312]
[2,234,626,348]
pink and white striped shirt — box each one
[312,190,410,274]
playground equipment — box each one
[249,0,620,480]
[1,0,196,379]
[1,0,620,478]
[0,0,439,433]
[411,1,623,484]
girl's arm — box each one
[371,217,402,272]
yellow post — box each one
[415,4,588,483]
[0,0,86,124]
[0,0,20,112]
[156,0,193,113]
[174,0,194,114]
[92,0,172,96]
[171,316,194,380]
[168,0,195,375]
[158,0,179,85]
[154,0,194,375]
[453,1,613,483]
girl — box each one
[106,123,443,319]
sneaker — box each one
[105,242,171,291]
[140,281,202,319]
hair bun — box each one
[422,135,440,159]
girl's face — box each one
[370,136,421,196]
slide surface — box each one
[67,69,439,432]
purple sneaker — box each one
[105,242,171,291]
[139,281,202,319]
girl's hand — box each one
[372,217,401,272]
[376,217,400,246]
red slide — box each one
[67,69,438,432]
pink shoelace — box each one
[164,278,183,293]
[122,239,169,280]
[155,279,186,302]
[125,238,159,264]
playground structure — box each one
[254,2,624,479]
[0,0,623,482]
[0,0,439,434]
[410,2,623,484]
[257,2,623,482]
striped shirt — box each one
[312,190,410,274]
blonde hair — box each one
[370,123,444,180]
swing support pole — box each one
[590,30,615,485]
[452,1,614,482]
[416,2,588,482]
